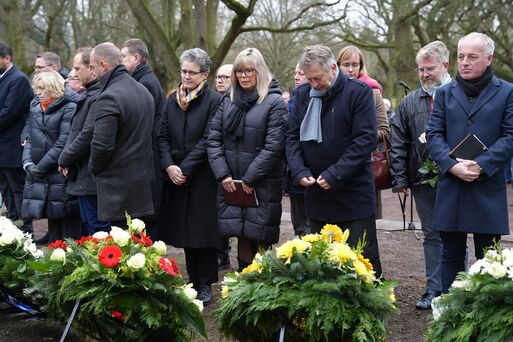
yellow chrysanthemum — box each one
[328,242,356,265]
[221,285,230,298]
[353,259,375,283]
[388,289,396,303]
[275,239,311,264]
[241,261,262,274]
[320,224,346,243]
[357,253,373,271]
[301,233,322,243]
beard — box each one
[420,78,442,91]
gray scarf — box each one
[300,67,339,143]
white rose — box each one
[50,248,66,262]
[451,279,470,290]
[485,249,500,262]
[487,261,507,279]
[0,228,15,246]
[193,299,204,312]
[130,219,146,233]
[0,216,16,230]
[502,249,513,267]
[431,296,444,321]
[153,241,167,255]
[468,259,488,275]
[127,253,146,269]
[183,283,198,300]
[110,226,131,247]
[507,267,513,280]
[92,231,109,239]
[418,132,427,144]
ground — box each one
[2,187,513,341]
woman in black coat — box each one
[207,47,287,271]
[22,71,80,242]
[158,48,222,305]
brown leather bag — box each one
[372,136,392,190]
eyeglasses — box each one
[34,64,53,71]
[235,69,255,77]
[339,62,360,69]
[180,69,202,77]
[216,75,230,81]
[415,65,438,74]
[67,77,80,81]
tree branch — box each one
[242,14,346,33]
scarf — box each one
[300,67,340,143]
[225,85,259,141]
[176,79,206,111]
[455,66,494,98]
[41,98,56,112]
[358,74,383,93]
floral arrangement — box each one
[215,224,397,342]
[0,216,42,301]
[27,214,206,341]
[427,245,513,341]
[418,132,439,187]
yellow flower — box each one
[241,261,262,274]
[301,233,322,243]
[275,239,311,264]
[320,224,346,243]
[388,289,396,303]
[353,259,375,283]
[328,242,356,265]
[221,285,230,298]
[357,253,373,271]
[292,315,307,331]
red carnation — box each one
[98,245,123,268]
[169,256,180,275]
[111,310,126,321]
[48,240,68,250]
[131,232,153,247]
[159,257,177,276]
[76,236,99,246]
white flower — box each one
[0,216,16,230]
[431,296,445,321]
[110,226,131,247]
[418,132,427,144]
[130,219,146,233]
[485,249,500,262]
[223,275,238,284]
[0,228,15,246]
[451,279,470,290]
[487,261,507,279]
[193,299,204,312]
[24,240,41,258]
[50,248,66,262]
[468,259,489,275]
[92,231,109,239]
[507,267,513,280]
[127,253,146,269]
[502,249,513,267]
[153,241,167,255]
[182,283,198,300]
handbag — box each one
[372,135,392,190]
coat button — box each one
[467,119,472,125]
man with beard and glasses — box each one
[427,32,513,294]
[390,41,451,309]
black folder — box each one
[224,180,259,207]
[449,133,488,160]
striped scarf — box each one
[176,80,206,111]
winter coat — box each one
[89,65,155,221]
[208,82,287,244]
[0,65,33,168]
[158,84,223,248]
[22,94,78,219]
[426,77,513,234]
[286,72,377,223]
[390,87,433,190]
[58,80,101,195]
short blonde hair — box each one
[231,48,272,104]
[33,71,65,98]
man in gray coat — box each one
[89,42,155,224]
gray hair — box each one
[459,32,495,55]
[416,40,450,64]
[36,51,61,69]
[298,45,336,72]
[180,48,211,72]
[93,42,123,66]
[121,39,149,63]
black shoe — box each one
[34,233,49,245]
[218,256,231,270]
[415,291,438,310]
[197,285,213,305]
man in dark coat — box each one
[426,32,513,293]
[121,38,165,238]
[89,42,155,223]
[58,47,110,235]
[286,45,382,276]
[0,42,33,232]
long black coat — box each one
[0,65,33,167]
[286,72,377,223]
[208,83,287,245]
[89,65,155,221]
[58,80,100,195]
[22,94,78,219]
[158,85,222,248]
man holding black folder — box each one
[426,32,513,293]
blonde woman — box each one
[22,71,80,242]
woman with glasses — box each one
[208,47,287,271]
[158,48,222,305]
[337,45,390,220]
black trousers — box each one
[0,167,32,232]
[289,192,309,236]
[48,216,81,242]
[440,231,500,293]
[184,247,218,290]
[309,215,382,277]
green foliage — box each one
[419,159,439,188]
